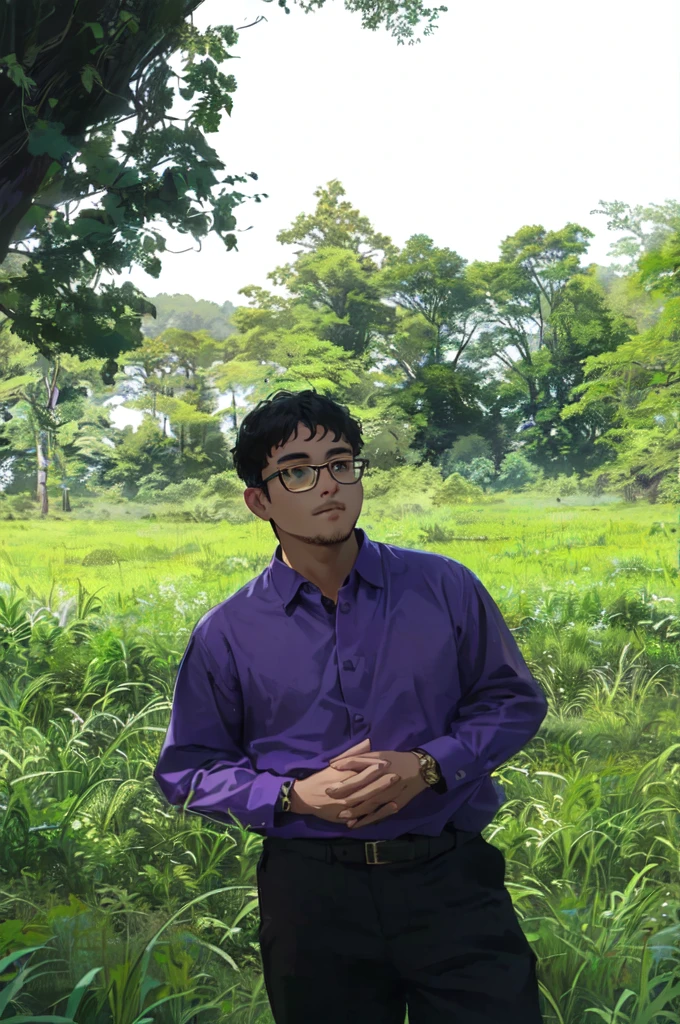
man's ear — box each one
[244,486,271,523]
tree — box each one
[100,415,183,496]
[268,181,399,357]
[0,5,261,367]
[141,293,237,341]
[1,0,447,305]
[0,3,260,510]
[0,342,115,512]
[590,199,680,273]
[638,229,680,297]
[224,287,365,397]
[114,326,232,475]
[377,234,488,366]
[465,225,636,478]
[273,179,399,263]
[270,246,396,357]
[0,4,447,512]
[467,223,597,412]
[564,232,680,500]
[561,297,680,501]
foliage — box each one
[3,177,679,514]
[430,469,485,504]
[494,451,544,491]
[377,233,488,365]
[445,456,496,491]
[141,292,237,342]
[590,199,680,272]
[638,228,680,297]
[1,504,680,1019]
[562,296,680,502]
[437,433,493,475]
[0,2,265,373]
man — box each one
[154,388,548,1024]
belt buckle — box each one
[365,840,390,865]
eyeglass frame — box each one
[259,456,370,494]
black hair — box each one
[231,389,365,538]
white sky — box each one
[111,0,680,309]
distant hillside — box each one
[141,293,237,341]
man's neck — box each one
[280,529,359,602]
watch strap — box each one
[278,780,293,812]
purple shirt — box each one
[153,527,548,839]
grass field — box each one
[2,490,677,603]
[1,493,680,1023]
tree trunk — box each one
[36,431,48,516]
[33,430,41,504]
[62,487,71,512]
[35,369,60,517]
[232,390,237,431]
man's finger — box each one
[347,802,399,829]
[330,755,388,771]
[327,766,396,799]
[331,777,401,807]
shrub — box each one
[494,451,543,491]
[657,474,680,504]
[199,471,243,499]
[432,472,485,506]
[150,478,204,504]
[448,456,496,491]
[540,473,583,498]
[162,498,251,524]
[1,493,39,517]
[135,470,175,503]
[437,434,493,478]
[363,463,443,502]
[82,548,123,566]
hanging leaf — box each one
[27,121,78,160]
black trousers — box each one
[256,824,543,1024]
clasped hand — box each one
[325,749,428,829]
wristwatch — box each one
[410,747,443,787]
[277,749,445,815]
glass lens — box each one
[281,465,317,491]
[281,459,361,491]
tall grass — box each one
[0,494,679,1023]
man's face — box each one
[243,422,364,546]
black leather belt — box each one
[263,823,480,865]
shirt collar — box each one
[267,527,384,612]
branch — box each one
[236,16,268,29]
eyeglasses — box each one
[260,457,369,494]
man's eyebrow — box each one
[276,445,353,466]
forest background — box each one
[1,2,680,1023]
[0,0,679,518]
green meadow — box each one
[1,494,680,1023]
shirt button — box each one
[342,660,354,671]
[340,602,351,613]
[353,714,363,722]
[455,769,466,780]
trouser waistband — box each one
[263,825,480,865]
